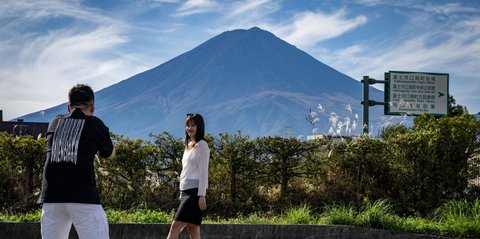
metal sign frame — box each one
[385,71,449,116]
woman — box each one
[167,113,210,239]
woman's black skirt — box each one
[173,188,202,225]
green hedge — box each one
[0,113,479,218]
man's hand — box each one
[107,147,116,159]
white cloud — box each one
[150,0,179,3]
[202,0,280,36]
[416,2,478,15]
[228,0,275,18]
[0,0,115,25]
[322,13,480,113]
[206,7,367,49]
[175,0,220,17]
[338,11,480,77]
[271,9,367,48]
[335,45,363,61]
[0,26,144,119]
[354,0,386,7]
[0,1,147,120]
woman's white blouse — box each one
[179,140,210,196]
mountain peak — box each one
[212,26,278,45]
[246,26,266,33]
[20,28,384,138]
[228,26,265,33]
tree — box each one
[212,131,256,203]
[255,136,315,200]
[448,95,468,116]
[388,113,480,214]
[0,132,45,211]
[324,136,395,206]
[149,132,184,200]
[99,134,156,209]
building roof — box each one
[0,121,49,138]
[0,111,49,137]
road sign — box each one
[386,71,449,116]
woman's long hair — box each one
[184,113,205,148]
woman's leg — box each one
[167,220,187,239]
[186,223,201,239]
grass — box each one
[1,199,479,238]
[0,209,41,222]
[318,199,480,238]
[320,204,357,225]
[106,209,172,223]
[0,209,172,224]
[431,199,480,238]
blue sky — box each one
[1,0,479,120]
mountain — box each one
[19,27,385,139]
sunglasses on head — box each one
[187,113,197,117]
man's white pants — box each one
[41,203,109,239]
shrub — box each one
[281,205,314,224]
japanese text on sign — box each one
[388,71,448,115]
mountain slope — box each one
[20,27,384,138]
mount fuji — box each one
[20,27,385,139]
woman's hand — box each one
[199,196,207,211]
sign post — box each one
[361,76,386,135]
[361,71,449,135]
[386,71,449,116]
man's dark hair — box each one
[69,84,94,108]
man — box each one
[38,84,115,239]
